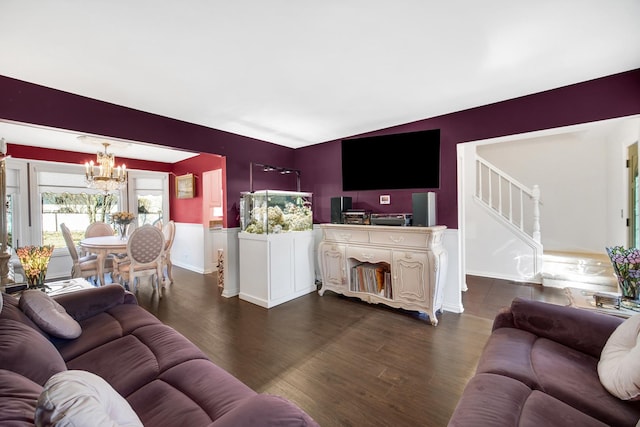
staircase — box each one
[474,155,619,292]
[541,250,618,292]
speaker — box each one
[412,192,436,227]
[331,197,352,223]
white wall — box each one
[442,229,463,313]
[465,199,541,280]
[477,132,609,253]
[209,227,240,297]
[172,223,206,273]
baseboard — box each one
[172,260,206,274]
[465,269,542,284]
[442,301,464,314]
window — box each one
[33,163,124,249]
[6,160,28,250]
[129,172,169,228]
[42,192,118,248]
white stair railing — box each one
[475,156,542,243]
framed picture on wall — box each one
[176,173,195,199]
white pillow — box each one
[35,370,143,427]
[19,290,81,339]
[598,313,640,400]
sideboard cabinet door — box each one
[393,250,428,305]
[318,242,347,289]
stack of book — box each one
[350,262,392,298]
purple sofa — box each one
[0,285,318,426]
[449,297,640,427]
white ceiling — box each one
[0,120,199,163]
[1,1,639,160]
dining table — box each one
[79,235,128,285]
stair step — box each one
[543,250,611,266]
[542,250,617,292]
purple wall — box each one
[296,68,640,227]
[1,70,639,229]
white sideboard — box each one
[238,230,316,308]
[318,224,448,325]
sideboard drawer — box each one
[346,246,392,264]
[324,228,369,244]
[368,230,428,249]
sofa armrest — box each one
[491,306,515,331]
[53,285,136,321]
[500,297,624,358]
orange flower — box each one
[111,212,135,224]
[16,245,54,277]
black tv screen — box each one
[341,129,440,191]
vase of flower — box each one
[111,211,135,240]
[26,268,48,290]
[116,223,129,240]
[606,246,640,302]
[16,245,54,291]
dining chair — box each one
[161,220,176,284]
[85,221,115,238]
[61,223,113,285]
[82,221,115,257]
[116,225,165,296]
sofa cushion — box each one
[0,319,67,386]
[54,303,163,362]
[0,369,43,426]
[126,359,257,427]
[213,394,319,427]
[54,284,128,321]
[508,297,623,358]
[449,373,609,427]
[1,292,43,332]
[477,326,640,426]
[19,290,82,339]
[598,313,640,401]
[35,370,143,427]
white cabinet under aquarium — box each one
[238,190,316,308]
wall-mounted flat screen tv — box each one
[341,129,440,191]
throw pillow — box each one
[598,313,640,400]
[35,370,143,427]
[19,290,82,339]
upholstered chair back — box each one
[85,222,114,238]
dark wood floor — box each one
[134,270,568,427]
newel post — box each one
[532,185,541,243]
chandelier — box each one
[85,143,127,192]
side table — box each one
[45,278,96,296]
[5,278,96,297]
[565,287,638,318]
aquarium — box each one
[240,190,313,234]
